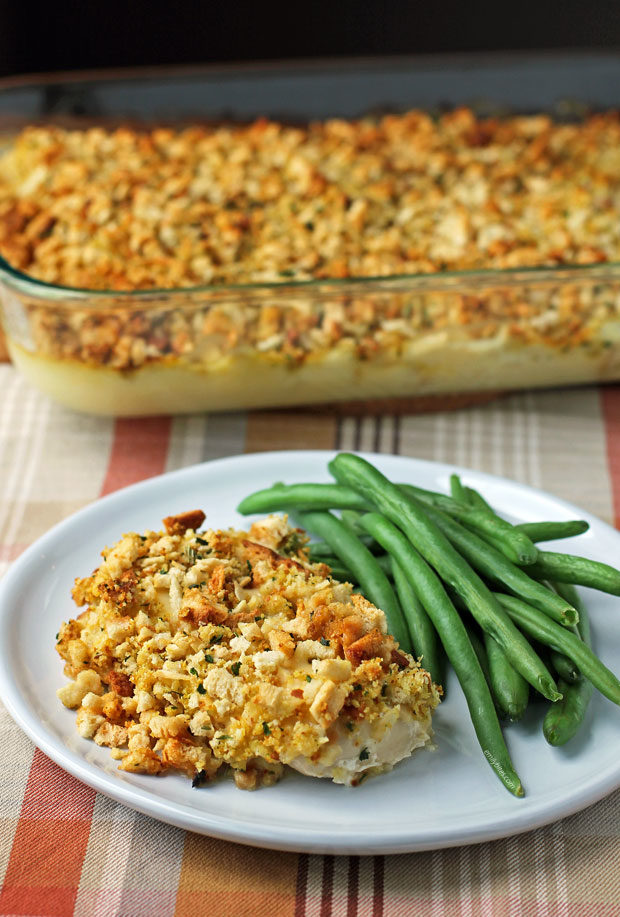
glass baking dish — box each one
[1,53,620,416]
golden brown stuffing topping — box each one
[55,513,440,788]
[2,110,620,291]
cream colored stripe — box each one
[304,854,324,917]
[115,813,185,915]
[510,395,528,484]
[478,843,492,915]
[532,388,613,524]
[490,405,504,477]
[459,846,473,917]
[466,409,486,468]
[454,408,468,469]
[331,856,349,914]
[167,414,209,472]
[525,392,542,489]
[533,829,551,916]
[0,703,35,886]
[430,849,444,916]
[338,417,356,451]
[1,398,51,552]
[0,383,38,541]
[73,796,137,917]
[356,856,375,917]
[379,415,396,453]
[551,822,569,915]
[358,417,376,453]
[0,373,23,580]
[506,836,522,916]
[0,370,22,468]
[434,413,448,464]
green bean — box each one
[452,483,589,544]
[549,583,588,691]
[468,629,495,699]
[295,509,411,652]
[528,550,620,596]
[398,487,578,628]
[340,509,365,530]
[451,582,530,715]
[390,556,444,686]
[495,592,620,706]
[330,455,560,702]
[450,473,469,503]
[514,520,589,542]
[309,534,378,557]
[543,678,592,746]
[358,510,523,796]
[309,549,393,580]
[549,648,581,684]
[399,483,538,565]
[237,483,368,515]
[463,486,494,513]
[543,584,594,745]
[308,540,343,559]
[340,511,385,553]
[484,633,529,721]
[320,560,358,583]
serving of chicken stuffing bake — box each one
[55,510,440,789]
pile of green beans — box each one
[237,454,620,796]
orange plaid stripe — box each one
[0,415,173,916]
[602,387,620,530]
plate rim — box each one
[1,448,620,854]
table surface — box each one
[0,362,619,917]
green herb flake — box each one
[230,661,241,676]
[353,683,362,691]
[319,637,330,646]
[211,634,223,645]
[189,667,198,676]
[281,530,304,557]
[188,583,202,589]
[186,546,198,564]
[381,684,388,697]
[197,684,207,694]
[345,721,354,732]
[306,675,312,683]
[204,653,214,664]
[262,722,271,735]
[359,747,370,761]
[217,734,231,741]
[195,537,209,546]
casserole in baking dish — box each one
[1,55,620,414]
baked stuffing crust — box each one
[56,511,439,788]
[2,110,620,289]
[2,111,620,394]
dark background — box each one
[0,0,619,78]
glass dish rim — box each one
[2,252,620,302]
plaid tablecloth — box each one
[1,363,619,917]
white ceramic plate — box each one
[1,450,620,855]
